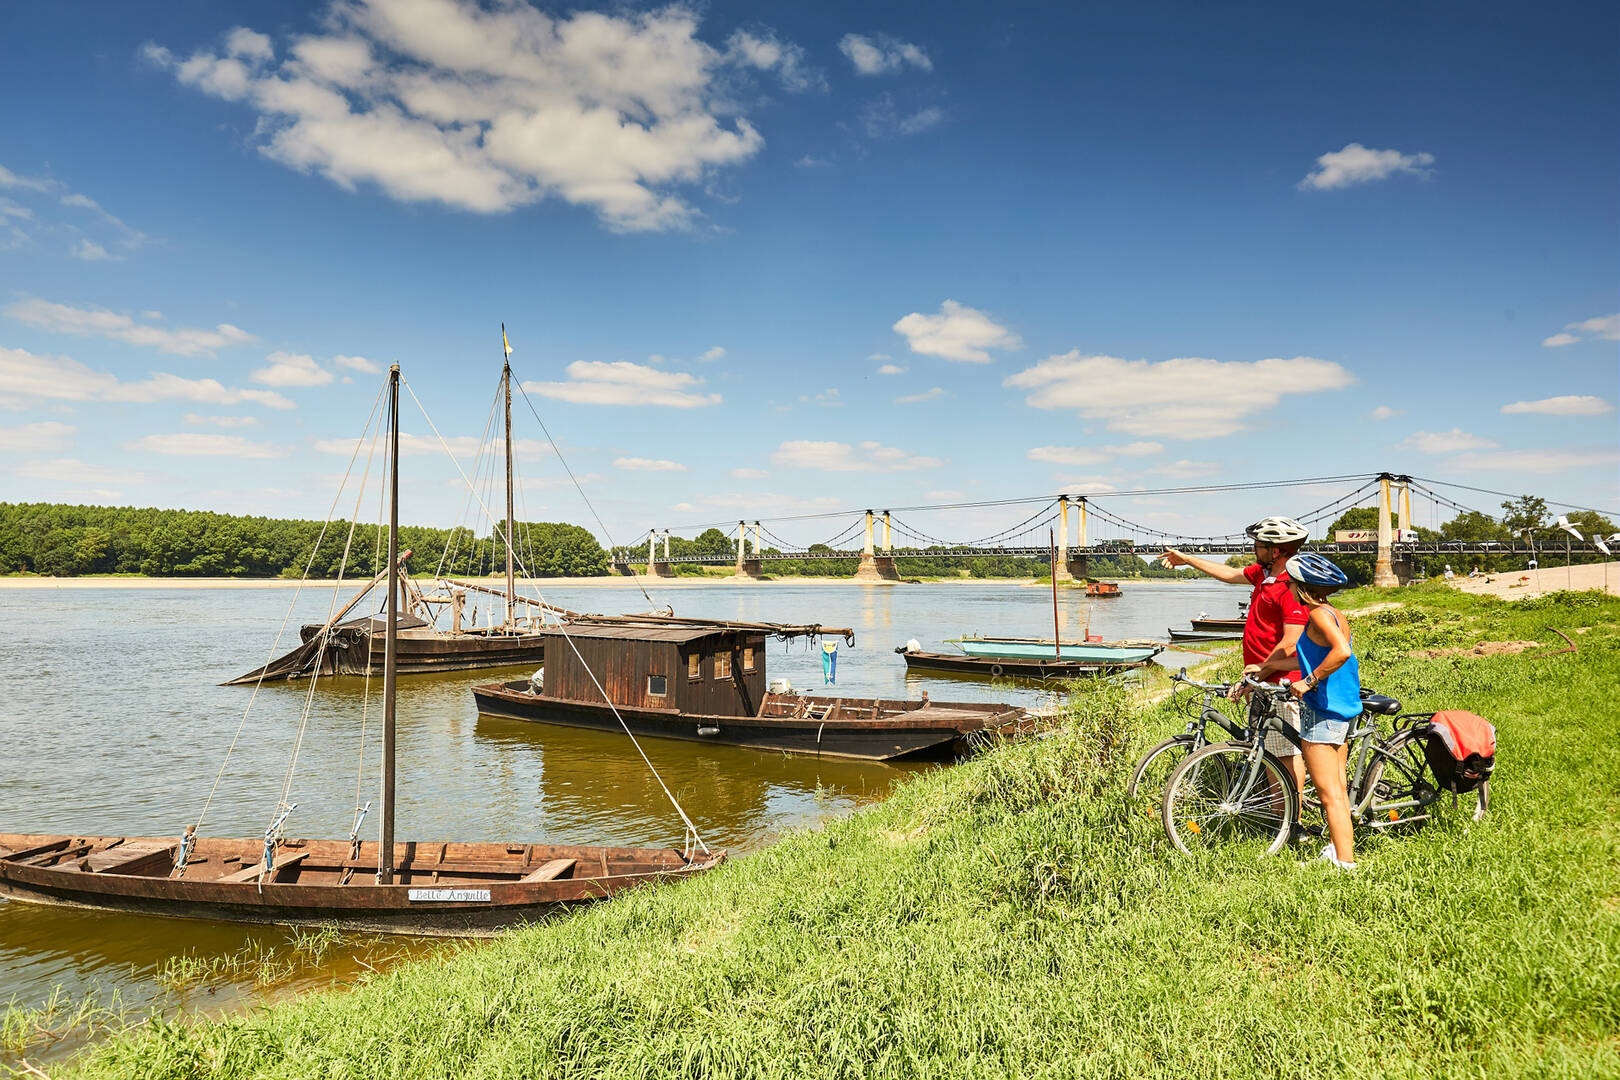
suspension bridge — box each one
[615,472,1612,586]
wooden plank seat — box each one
[86,843,176,875]
[219,851,309,883]
[21,843,93,866]
[519,858,576,883]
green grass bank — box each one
[61,587,1620,1079]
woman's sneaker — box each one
[1318,843,1357,872]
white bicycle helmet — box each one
[1245,516,1309,544]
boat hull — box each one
[1188,618,1246,633]
[901,650,1146,681]
[0,833,721,937]
[953,640,1161,663]
[472,683,1029,761]
[226,626,547,685]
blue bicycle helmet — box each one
[1285,552,1349,589]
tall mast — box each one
[378,364,400,884]
[1049,529,1061,660]
[503,324,515,631]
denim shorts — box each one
[1299,699,1350,745]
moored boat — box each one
[896,647,1148,682]
[948,635,1163,664]
[473,621,1031,761]
[1188,616,1247,633]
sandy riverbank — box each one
[1444,559,1620,600]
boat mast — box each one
[503,324,516,631]
[1049,529,1061,660]
[379,364,400,884]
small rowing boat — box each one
[947,635,1163,664]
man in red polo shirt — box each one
[1160,517,1312,831]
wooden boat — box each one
[896,648,1148,681]
[948,635,1163,664]
[2,364,722,934]
[473,621,1031,761]
[226,355,552,685]
[0,834,713,937]
[1085,581,1122,598]
[1167,627,1241,643]
[1189,616,1247,633]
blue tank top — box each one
[1295,612,1361,721]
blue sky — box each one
[2,0,1615,550]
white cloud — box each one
[125,433,289,458]
[13,457,147,497]
[251,351,334,387]
[524,360,719,407]
[0,345,294,410]
[1543,313,1619,346]
[614,456,687,472]
[1299,143,1435,190]
[144,4,793,232]
[857,92,946,139]
[1368,405,1401,421]
[837,33,931,75]
[333,354,382,373]
[1152,459,1222,479]
[723,29,823,93]
[729,466,768,479]
[184,413,261,428]
[771,439,942,472]
[0,420,75,453]
[895,386,946,404]
[1500,395,1613,416]
[697,346,725,362]
[313,433,548,460]
[1005,352,1355,438]
[1026,442,1163,466]
[877,363,906,375]
[71,239,118,262]
[1448,447,1619,473]
[4,298,256,357]
[893,299,1022,363]
[1052,476,1116,495]
[1397,428,1499,453]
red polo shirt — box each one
[1242,563,1307,683]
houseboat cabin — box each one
[540,624,768,716]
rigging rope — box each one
[190,380,387,838]
[404,379,709,852]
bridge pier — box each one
[733,521,767,580]
[646,530,676,577]
[853,509,902,583]
[1055,496,1090,582]
[1373,473,1400,588]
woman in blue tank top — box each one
[1254,553,1361,871]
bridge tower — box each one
[732,520,766,580]
[853,509,902,582]
[1067,496,1091,581]
[1372,473,1400,588]
[648,529,674,577]
[1391,475,1415,585]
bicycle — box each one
[1125,670,1247,824]
[1161,678,1489,857]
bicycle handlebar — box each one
[1170,668,1233,692]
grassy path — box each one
[59,586,1620,1078]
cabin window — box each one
[714,652,732,680]
[742,646,755,672]
[688,653,702,680]
[647,674,667,697]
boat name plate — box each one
[407,888,491,902]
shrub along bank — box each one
[68,587,1620,1079]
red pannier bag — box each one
[1421,710,1496,793]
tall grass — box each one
[59,588,1620,1079]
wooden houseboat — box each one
[472,622,1031,761]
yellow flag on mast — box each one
[502,325,513,358]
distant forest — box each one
[0,503,609,578]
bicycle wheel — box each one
[1127,735,1204,826]
[1162,742,1297,857]
[1356,729,1488,829]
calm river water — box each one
[0,577,1235,1055]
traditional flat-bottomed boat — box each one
[895,647,1148,682]
[473,621,1031,760]
[946,634,1163,664]
[4,362,722,934]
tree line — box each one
[0,503,609,578]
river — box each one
[0,577,1237,1059]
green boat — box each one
[948,635,1164,664]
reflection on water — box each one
[0,577,1236,1056]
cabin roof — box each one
[539,623,734,644]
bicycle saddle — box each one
[1360,691,1402,715]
